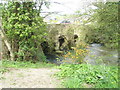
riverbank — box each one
[1,60,118,88]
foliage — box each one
[2,59,56,69]
[0,3,3,17]
[88,2,118,49]
[55,64,118,88]
[72,2,118,49]
[2,2,47,61]
[62,42,89,64]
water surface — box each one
[46,43,118,66]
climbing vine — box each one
[2,2,47,61]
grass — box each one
[0,59,56,74]
[1,60,56,68]
[55,64,118,88]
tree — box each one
[2,1,47,61]
[70,1,118,49]
[91,2,118,48]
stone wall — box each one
[43,24,86,54]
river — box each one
[46,43,118,66]
[84,43,118,66]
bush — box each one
[55,64,118,88]
[2,2,47,61]
[62,42,89,64]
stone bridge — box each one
[41,24,86,54]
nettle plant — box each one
[2,2,47,61]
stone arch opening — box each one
[74,34,78,42]
[58,35,65,50]
[41,41,49,54]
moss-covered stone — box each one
[45,24,87,54]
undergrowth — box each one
[1,60,56,69]
[55,64,118,88]
[62,42,89,64]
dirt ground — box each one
[0,68,62,88]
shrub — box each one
[55,64,118,88]
[2,2,47,61]
[62,42,89,64]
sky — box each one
[42,0,97,15]
[41,0,119,16]
[41,0,98,22]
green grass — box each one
[55,64,118,88]
[1,59,56,69]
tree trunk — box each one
[0,30,14,61]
